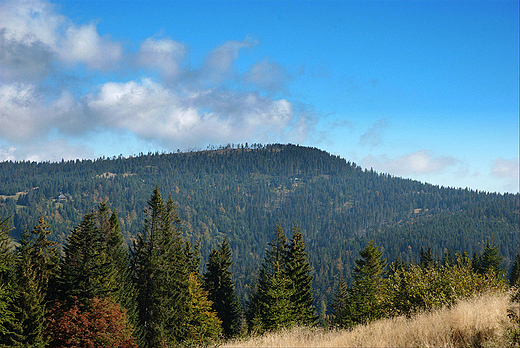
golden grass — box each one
[223,291,517,348]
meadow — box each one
[224,291,518,348]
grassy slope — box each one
[223,291,517,348]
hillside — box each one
[0,144,518,315]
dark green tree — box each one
[11,217,59,347]
[285,224,317,326]
[203,239,240,338]
[472,240,503,276]
[97,204,141,344]
[58,211,113,302]
[0,217,20,347]
[131,187,190,347]
[247,224,295,333]
[343,240,388,326]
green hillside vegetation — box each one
[0,144,518,315]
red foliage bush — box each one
[46,297,138,348]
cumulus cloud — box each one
[0,0,315,161]
[244,58,291,93]
[362,150,461,176]
[0,83,87,142]
[1,0,123,71]
[87,79,295,146]
[0,29,55,82]
[59,23,122,70]
[359,118,389,147]
[136,36,187,79]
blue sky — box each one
[1,0,518,193]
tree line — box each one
[1,185,519,347]
[0,186,317,347]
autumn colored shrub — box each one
[45,297,138,348]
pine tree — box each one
[203,239,241,338]
[285,224,317,326]
[472,240,503,276]
[11,217,59,347]
[58,211,114,302]
[0,217,20,347]
[343,240,388,326]
[97,204,141,343]
[247,223,295,333]
[131,187,190,347]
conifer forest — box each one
[0,144,518,347]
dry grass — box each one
[223,291,517,348]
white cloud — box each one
[1,0,123,71]
[87,79,295,147]
[137,36,187,79]
[362,150,461,176]
[0,0,317,162]
[59,23,122,70]
[359,118,389,147]
[0,29,55,82]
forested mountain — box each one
[0,144,518,316]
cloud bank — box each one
[0,0,310,162]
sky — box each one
[0,0,518,193]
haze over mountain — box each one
[0,144,517,315]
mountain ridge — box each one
[1,143,518,315]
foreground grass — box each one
[224,291,518,348]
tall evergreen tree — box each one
[131,187,190,347]
[98,204,141,344]
[0,217,19,347]
[203,239,241,338]
[342,240,388,327]
[58,211,113,302]
[285,224,317,326]
[247,224,295,333]
[11,217,59,347]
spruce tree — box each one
[247,223,295,333]
[203,239,241,337]
[131,187,190,347]
[96,204,140,342]
[0,217,19,347]
[286,224,317,326]
[343,240,388,326]
[11,217,59,347]
[58,211,113,302]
